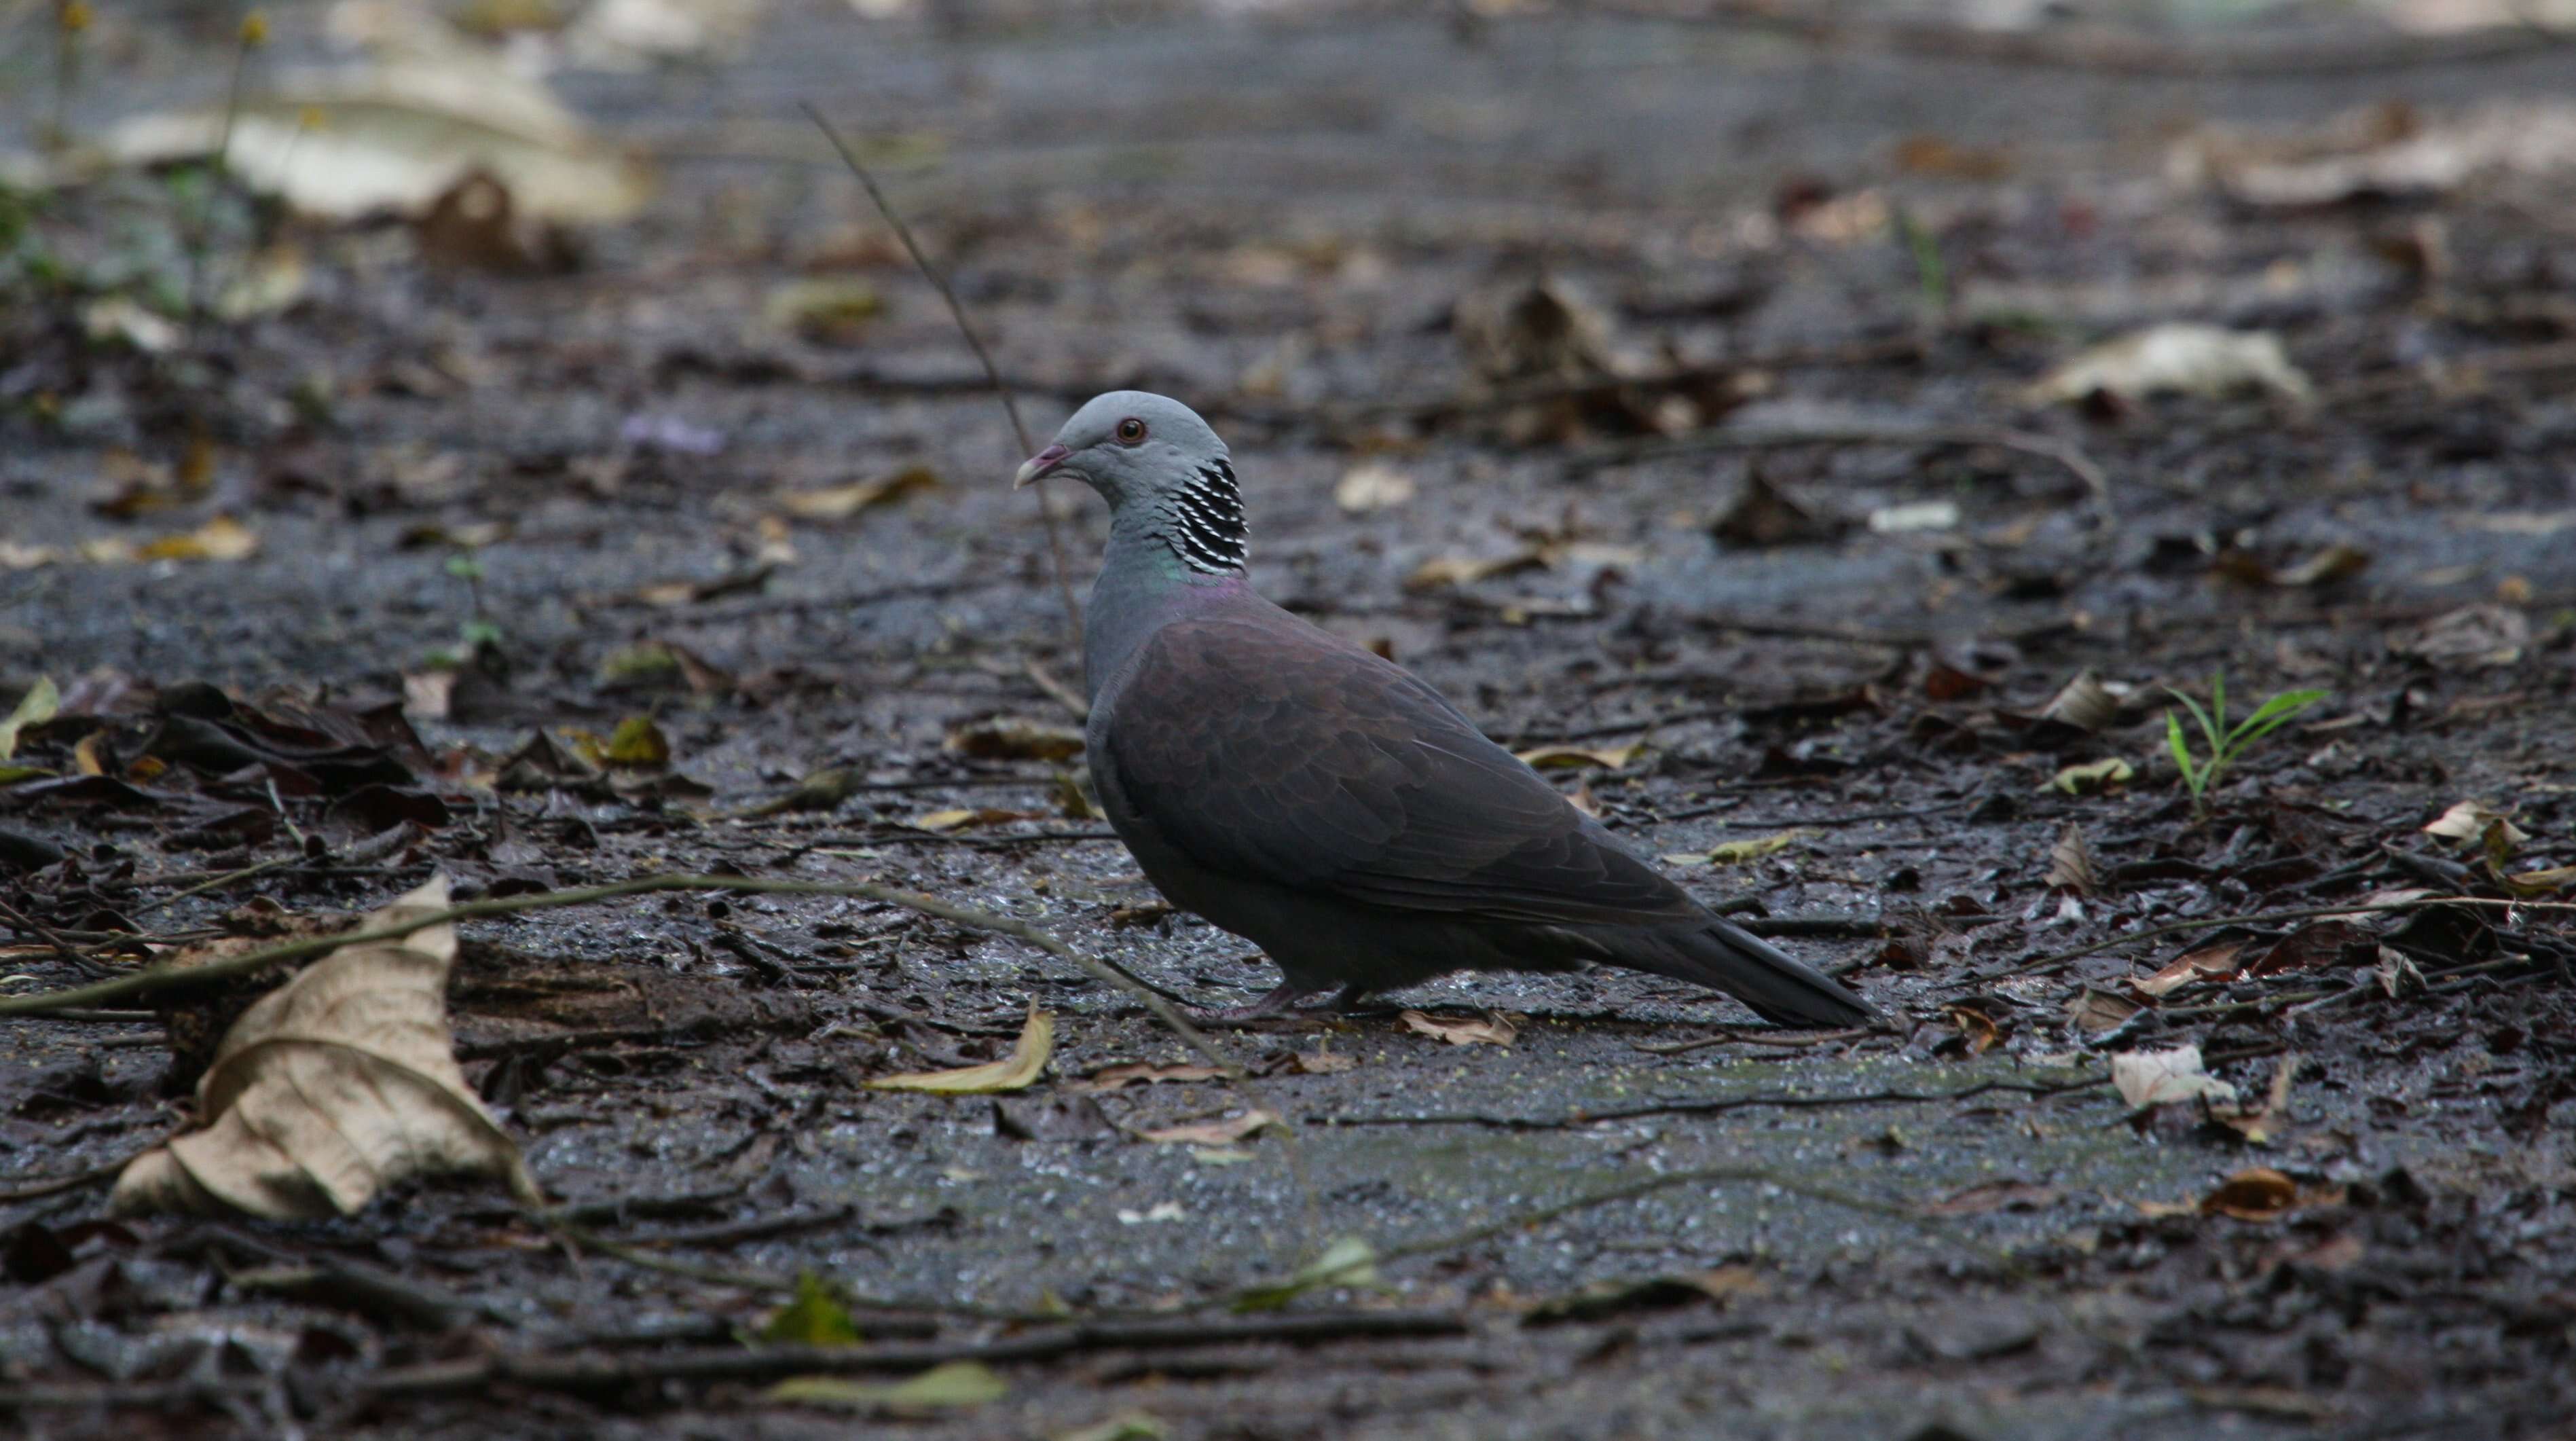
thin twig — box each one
[128,855,298,917]
[1317,1076,2099,1131]
[800,102,1083,649]
[1970,896,2576,985]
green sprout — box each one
[2164,672,2326,818]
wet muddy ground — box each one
[4,3,2575,1437]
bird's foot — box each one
[1186,981,1350,1025]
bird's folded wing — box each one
[1105,617,1697,926]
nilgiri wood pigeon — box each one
[1016,391,1873,1027]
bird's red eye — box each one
[1116,418,1147,445]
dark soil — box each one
[4,3,2575,1438]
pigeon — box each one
[1016,391,1873,1028]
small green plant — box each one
[2164,672,2326,816]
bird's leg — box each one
[1187,981,1350,1024]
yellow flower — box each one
[239,10,268,45]
[59,1,93,35]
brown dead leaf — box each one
[2068,988,2146,1034]
[2390,604,2527,670]
[1944,1004,2002,1055]
[2045,823,2099,896]
[111,876,540,1219]
[866,1006,1052,1094]
[1137,1109,1281,1146]
[1401,1010,1519,1047]
[2134,938,2248,998]
[1514,743,1642,770]
[1286,1049,1359,1076]
[783,467,940,521]
[944,718,1086,763]
[2201,1167,2300,1221]
[2249,921,2372,976]
[1074,1061,1230,1092]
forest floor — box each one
[3,3,2575,1438]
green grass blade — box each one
[2165,710,2201,797]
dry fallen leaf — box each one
[1074,1061,1230,1091]
[106,58,655,224]
[0,676,58,761]
[2038,670,2120,733]
[2389,604,2527,670]
[2045,757,2134,795]
[2111,1043,2241,1110]
[766,1361,1007,1416]
[2024,323,2313,406]
[944,717,1085,762]
[2045,823,2099,896]
[1403,549,1549,591]
[783,466,940,521]
[2423,799,2527,852]
[111,876,540,1219]
[2201,1167,2301,1221]
[1401,1009,1519,1047]
[1334,462,1416,514]
[866,1006,1053,1094]
[131,516,260,563]
[1514,743,1642,770]
[1287,1049,1359,1076]
[1137,1109,1281,1146]
[910,807,1046,833]
[2134,938,2248,998]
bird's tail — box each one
[1608,918,1875,1028]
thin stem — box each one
[798,103,1084,651]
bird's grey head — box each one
[1015,390,1245,576]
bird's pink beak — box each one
[1014,443,1071,490]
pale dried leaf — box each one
[1073,1061,1230,1092]
[2133,939,2247,998]
[2110,1042,2240,1110]
[2044,757,2133,795]
[784,466,940,520]
[766,1361,1007,1415]
[1137,1109,1281,1146]
[1403,549,1548,591]
[106,64,654,223]
[2038,670,2118,732]
[2025,323,2313,405]
[866,1007,1053,1094]
[1513,743,1642,769]
[1865,500,1959,534]
[2423,799,2526,849]
[0,676,59,761]
[2045,823,2099,896]
[1334,462,1416,514]
[1401,1010,1518,1047]
[111,875,538,1219]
